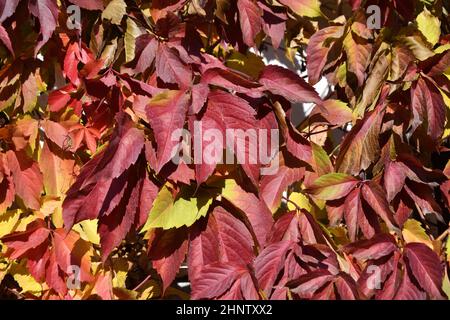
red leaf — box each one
[237,0,262,47]
[193,91,259,184]
[68,0,104,10]
[1,219,50,260]
[260,165,304,212]
[188,206,254,281]
[191,263,246,299]
[306,26,344,85]
[148,228,188,292]
[344,233,397,261]
[288,270,334,299]
[146,90,189,173]
[156,43,192,88]
[344,188,361,242]
[403,243,445,299]
[7,150,43,210]
[254,240,292,296]
[411,77,445,141]
[259,65,322,105]
[259,2,286,49]
[221,179,274,247]
[131,34,158,74]
[0,153,15,212]
[28,0,58,55]
[200,67,262,95]
[361,181,398,231]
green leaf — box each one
[311,142,334,176]
[142,186,212,230]
[416,8,441,47]
[306,173,359,201]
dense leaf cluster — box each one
[0,0,449,300]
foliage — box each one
[0,0,449,300]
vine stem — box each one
[132,273,153,292]
[436,226,450,242]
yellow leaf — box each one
[137,279,160,300]
[142,185,212,230]
[416,8,441,47]
[226,51,265,79]
[287,192,312,211]
[125,18,141,62]
[111,257,129,288]
[443,268,450,299]
[402,219,434,250]
[9,262,42,294]
[102,0,127,25]
[446,237,450,263]
[0,210,20,237]
[0,259,8,283]
[73,219,100,245]
[435,44,450,54]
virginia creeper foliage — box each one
[0,0,450,300]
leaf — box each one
[0,154,15,213]
[28,0,58,55]
[131,34,158,74]
[411,77,445,141]
[259,1,286,49]
[237,0,262,47]
[200,67,262,94]
[1,219,50,260]
[355,45,390,115]
[343,31,372,87]
[402,33,435,61]
[310,99,353,127]
[311,142,333,177]
[0,209,20,238]
[125,18,141,63]
[7,150,43,210]
[221,179,273,247]
[142,185,212,230]
[344,234,397,261]
[188,206,255,282]
[146,90,189,173]
[191,262,245,299]
[416,9,441,47]
[402,219,434,250]
[39,138,76,197]
[156,43,192,87]
[259,65,322,105]
[0,0,20,23]
[260,165,304,213]
[148,228,188,291]
[336,105,384,175]
[69,0,104,10]
[361,181,398,231]
[9,261,42,294]
[254,240,292,296]
[278,0,322,18]
[194,90,259,185]
[306,26,344,85]
[403,242,445,299]
[306,173,359,201]
[102,0,127,25]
